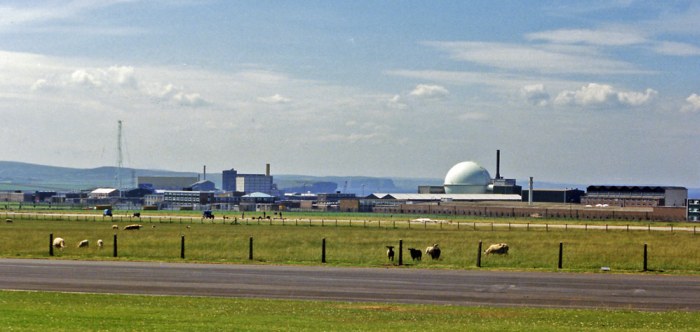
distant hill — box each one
[1,161,696,197]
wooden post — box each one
[113,234,118,257]
[477,240,482,268]
[558,242,563,269]
[180,235,185,259]
[398,239,403,266]
[49,233,54,256]
[249,236,254,260]
[321,238,326,263]
[643,243,648,272]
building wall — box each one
[138,176,198,190]
[222,169,238,191]
[236,174,273,194]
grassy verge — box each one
[1,290,699,331]
[1,218,698,273]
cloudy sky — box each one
[0,1,698,186]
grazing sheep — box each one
[97,239,104,249]
[5,218,12,223]
[77,239,89,248]
[484,243,509,255]
[386,246,395,261]
[132,212,141,218]
[112,225,118,230]
[123,224,142,230]
[425,244,441,260]
[408,248,422,261]
[52,237,65,249]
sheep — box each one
[484,243,509,255]
[52,237,65,250]
[132,212,141,218]
[408,248,422,261]
[123,224,142,230]
[97,239,104,249]
[77,239,89,248]
[5,218,12,223]
[386,246,395,261]
[425,244,441,260]
[112,225,119,230]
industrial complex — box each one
[0,150,694,221]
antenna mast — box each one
[116,120,123,191]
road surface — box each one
[1,259,698,311]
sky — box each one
[0,1,698,186]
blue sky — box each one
[0,1,698,186]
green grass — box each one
[1,216,699,273]
[1,290,699,331]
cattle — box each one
[484,243,509,255]
[52,237,65,249]
[408,248,422,261]
[425,244,441,260]
[386,246,395,261]
[123,224,142,230]
[77,239,89,248]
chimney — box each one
[203,165,207,180]
[266,163,270,177]
[528,177,534,206]
[496,150,501,179]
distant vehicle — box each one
[202,210,214,219]
[103,209,113,217]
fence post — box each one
[643,243,648,272]
[477,240,482,268]
[249,236,254,260]
[321,238,326,263]
[113,234,118,257]
[398,239,403,266]
[49,233,54,256]
[558,242,563,269]
[180,235,185,259]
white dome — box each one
[443,161,491,194]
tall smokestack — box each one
[266,163,270,176]
[528,177,534,206]
[496,150,501,179]
[203,165,207,180]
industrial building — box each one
[222,164,274,195]
[137,176,199,190]
[582,186,687,208]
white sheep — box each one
[112,225,119,230]
[425,244,441,260]
[77,239,89,248]
[52,237,65,250]
[97,239,104,248]
[484,243,509,255]
[123,224,142,230]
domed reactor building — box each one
[440,150,521,195]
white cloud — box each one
[521,84,550,106]
[681,93,700,113]
[409,84,449,99]
[387,94,407,109]
[258,94,291,104]
[553,83,657,107]
[654,41,700,56]
[526,28,647,46]
[423,41,643,75]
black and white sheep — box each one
[97,239,104,249]
[425,244,441,260]
[386,246,395,261]
[52,237,65,250]
[77,239,89,248]
[484,243,509,255]
[408,248,422,261]
[123,224,142,230]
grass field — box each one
[1,290,700,331]
[1,213,699,273]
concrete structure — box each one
[138,176,198,190]
[443,161,491,194]
[582,186,688,208]
[521,189,585,204]
[162,190,214,208]
[221,164,274,195]
[222,169,238,192]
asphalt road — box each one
[1,258,699,311]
